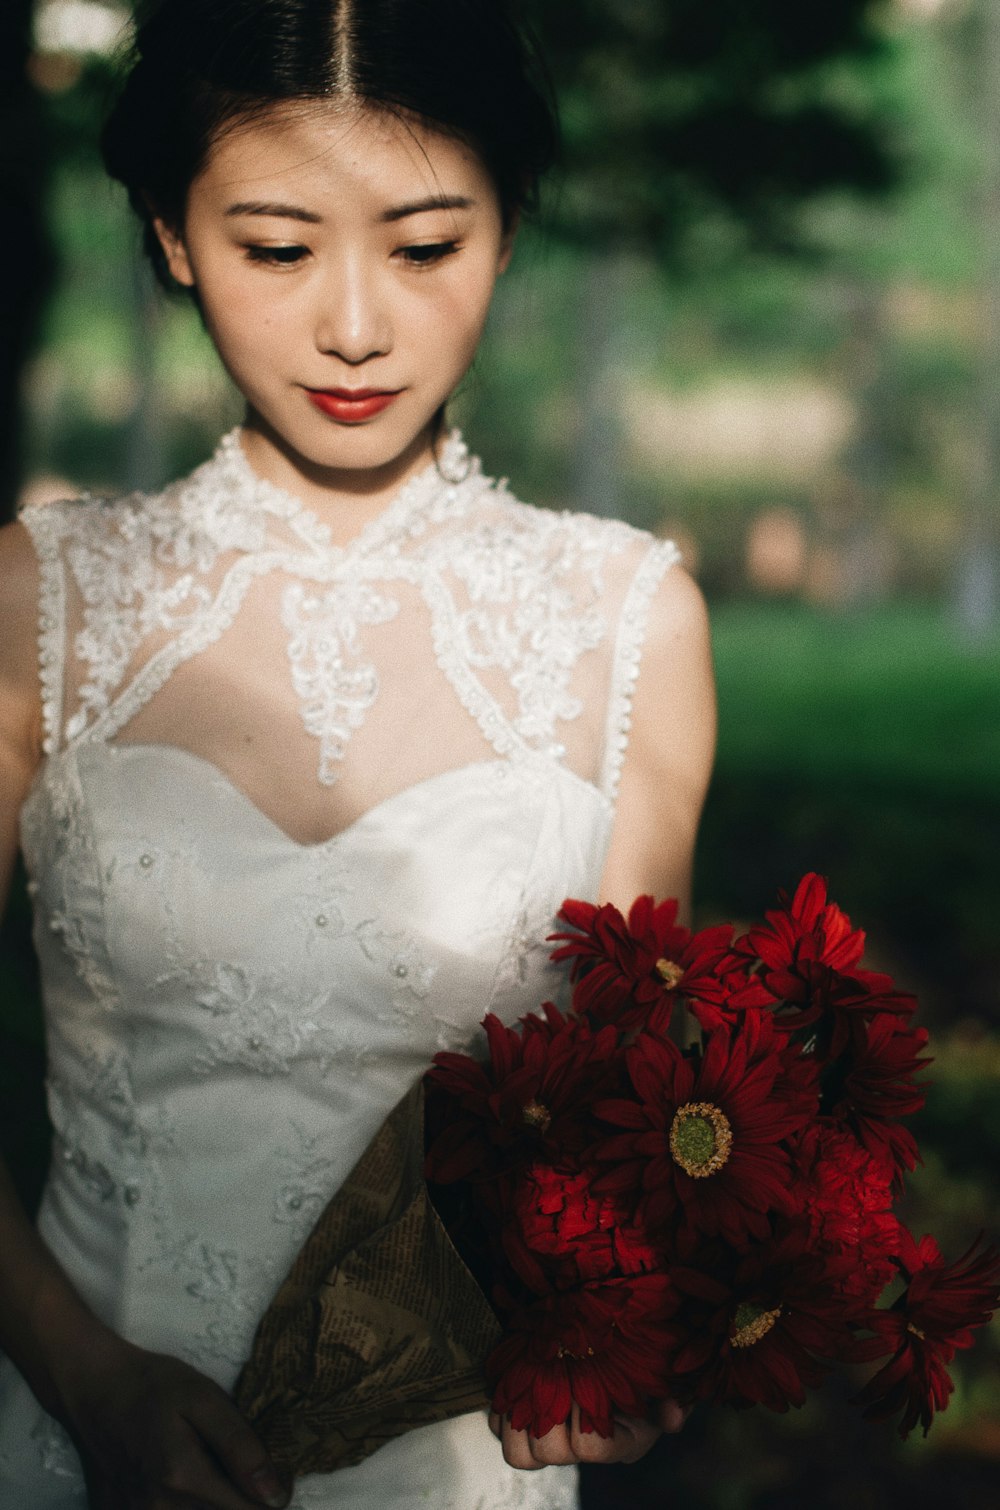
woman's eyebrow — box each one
[380,194,475,222]
[225,201,323,222]
[224,193,475,223]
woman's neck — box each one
[238,412,439,544]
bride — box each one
[0,1,715,1506]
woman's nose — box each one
[313,256,391,365]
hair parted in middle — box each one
[102,0,559,290]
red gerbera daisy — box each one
[730,875,916,1053]
[667,1228,856,1412]
[487,1274,676,1437]
[854,1231,1000,1437]
[595,1010,810,1243]
[830,1015,931,1185]
[425,1005,620,1183]
[740,873,867,980]
[548,895,732,1031]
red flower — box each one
[740,873,867,981]
[504,1162,661,1291]
[731,875,916,1054]
[595,1011,809,1243]
[549,895,732,1031]
[425,1005,619,1183]
[831,1015,930,1184]
[854,1232,1000,1437]
[487,1274,675,1437]
[792,1125,900,1305]
[667,1229,856,1412]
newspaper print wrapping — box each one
[233,1079,502,1474]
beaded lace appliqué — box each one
[282,580,399,784]
[19,427,679,798]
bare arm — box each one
[0,519,73,1411]
[598,563,716,918]
[0,521,288,1510]
[491,561,716,1469]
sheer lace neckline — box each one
[207,426,481,556]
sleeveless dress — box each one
[0,429,679,1508]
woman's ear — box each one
[147,204,196,288]
[498,211,520,275]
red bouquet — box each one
[424,875,1000,1441]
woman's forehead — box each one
[198,101,492,212]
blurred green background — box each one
[1,3,998,1507]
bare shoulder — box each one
[627,560,716,799]
[643,558,712,662]
[0,518,45,788]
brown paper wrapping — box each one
[233,1079,502,1475]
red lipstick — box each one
[307,388,401,422]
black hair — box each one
[101,0,558,291]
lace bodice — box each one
[23,430,677,840]
[0,432,679,1510]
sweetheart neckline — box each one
[25,741,612,855]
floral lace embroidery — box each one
[271,1122,343,1239]
[282,579,399,784]
[30,1412,79,1481]
[163,1236,282,1371]
[181,960,333,1077]
[20,429,676,796]
[20,750,120,1009]
[352,917,438,1028]
[439,513,625,755]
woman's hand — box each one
[55,1330,290,1510]
[488,1399,689,1470]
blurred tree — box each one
[529,0,897,253]
[524,0,900,515]
[0,0,54,522]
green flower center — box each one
[669,1101,733,1178]
[730,1302,782,1349]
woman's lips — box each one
[307,388,402,422]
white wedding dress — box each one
[0,429,679,1508]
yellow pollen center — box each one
[730,1303,782,1349]
[522,1099,552,1134]
[656,958,685,990]
[907,1322,927,1341]
[669,1101,734,1177]
[557,1343,596,1359]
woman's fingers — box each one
[575,1410,660,1465]
[656,1398,692,1434]
[489,1403,662,1468]
[157,1435,279,1510]
[527,1418,577,1466]
[185,1388,289,1508]
[491,1412,543,1470]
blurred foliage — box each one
[0,0,54,517]
[527,0,898,255]
[700,603,1000,1022]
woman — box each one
[0,2,715,1506]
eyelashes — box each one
[244,245,308,266]
[398,240,461,266]
[242,241,462,269]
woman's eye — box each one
[244,245,309,267]
[397,241,461,268]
